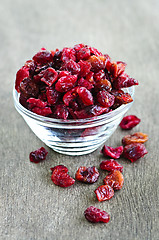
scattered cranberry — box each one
[100,159,123,172]
[75,166,99,183]
[123,143,148,162]
[122,132,148,145]
[103,170,124,190]
[120,115,141,130]
[84,206,110,223]
[101,145,123,159]
[29,147,48,163]
[94,185,114,202]
[51,165,75,187]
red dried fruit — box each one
[88,46,103,56]
[40,67,58,86]
[95,78,112,91]
[78,60,91,77]
[123,143,148,162]
[76,87,94,106]
[46,87,60,105]
[120,115,141,130]
[53,103,69,119]
[32,106,52,116]
[76,47,91,61]
[58,71,70,78]
[101,145,123,159]
[27,98,47,109]
[103,170,124,190]
[110,61,127,78]
[122,132,148,145]
[87,55,106,72]
[96,90,115,107]
[84,206,110,223]
[100,159,123,172]
[29,147,48,163]
[51,165,75,187]
[55,75,77,92]
[33,48,53,65]
[75,166,99,183]
[113,72,138,89]
[63,87,78,106]
[15,67,29,92]
[61,47,76,62]
[77,78,94,90]
[61,59,80,74]
[19,78,39,98]
[73,43,85,51]
[111,90,133,104]
[73,105,109,119]
[94,185,114,202]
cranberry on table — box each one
[75,166,99,183]
[103,170,124,190]
[29,147,48,163]
[101,145,123,159]
[51,165,75,187]
[122,132,148,145]
[120,115,141,130]
[84,206,110,223]
[123,143,148,162]
[94,185,114,202]
[100,159,123,172]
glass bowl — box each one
[13,86,134,156]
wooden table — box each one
[1,0,159,239]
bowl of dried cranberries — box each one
[13,44,137,155]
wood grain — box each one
[0,0,159,239]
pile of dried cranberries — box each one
[15,44,138,119]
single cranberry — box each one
[51,165,75,187]
[122,132,148,145]
[94,185,114,202]
[15,67,29,92]
[40,67,58,86]
[75,166,99,183]
[76,87,94,106]
[33,48,53,65]
[29,147,48,163]
[123,143,148,162]
[100,159,123,172]
[103,170,124,190]
[96,90,115,107]
[55,75,77,92]
[120,115,141,130]
[84,206,110,223]
[101,145,123,159]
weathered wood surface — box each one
[0,0,159,239]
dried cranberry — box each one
[19,78,39,98]
[73,105,109,119]
[122,132,148,145]
[100,159,123,172]
[40,67,58,86]
[103,170,124,190]
[88,46,103,56]
[61,59,80,75]
[27,98,47,109]
[78,60,91,77]
[110,61,126,78]
[32,106,52,116]
[113,72,138,89]
[55,75,77,92]
[63,87,78,106]
[75,166,99,183]
[73,43,85,51]
[53,50,62,69]
[88,55,106,72]
[51,165,75,187]
[61,47,76,62]
[76,87,94,106]
[94,185,114,202]
[95,79,112,91]
[76,47,91,61]
[15,67,29,92]
[84,206,110,223]
[46,87,60,105]
[120,115,141,130]
[123,143,148,162]
[77,78,94,90]
[29,147,48,163]
[52,103,69,119]
[101,145,123,159]
[33,48,53,65]
[111,90,133,105]
[96,90,115,107]
[58,71,70,78]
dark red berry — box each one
[52,103,69,120]
[84,206,110,223]
[103,170,124,190]
[55,75,77,92]
[51,165,75,187]
[46,87,60,105]
[40,67,58,86]
[33,48,53,65]
[15,67,29,92]
[123,143,148,162]
[100,159,123,172]
[29,147,48,163]
[75,166,99,183]
[94,185,114,202]
[96,90,115,107]
[120,115,141,130]
[101,145,123,159]
[76,87,94,106]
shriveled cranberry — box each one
[100,159,123,172]
[52,103,69,119]
[110,61,126,78]
[51,165,75,187]
[95,79,112,91]
[73,105,109,119]
[76,47,91,61]
[120,115,141,130]
[75,166,99,183]
[88,46,103,56]
[58,70,70,78]
[85,71,94,83]
[103,170,124,190]
[27,98,47,109]
[19,94,29,108]
[61,47,76,62]
[122,132,148,145]
[73,43,85,51]
[111,90,133,105]
[94,185,114,202]
[96,90,115,107]
[94,70,105,82]
[76,87,94,106]
[123,143,148,162]
[33,48,53,65]
[15,66,29,92]
[78,60,91,77]
[29,147,48,163]
[55,75,77,92]
[113,72,138,89]
[32,106,52,116]
[46,87,60,105]
[40,67,58,86]
[88,55,106,72]
[84,206,110,223]
[61,59,80,74]
[63,87,78,106]
[53,50,62,69]
[19,78,39,98]
[77,78,94,90]
[101,145,123,159]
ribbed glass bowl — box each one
[13,86,134,155]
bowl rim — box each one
[13,86,135,124]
